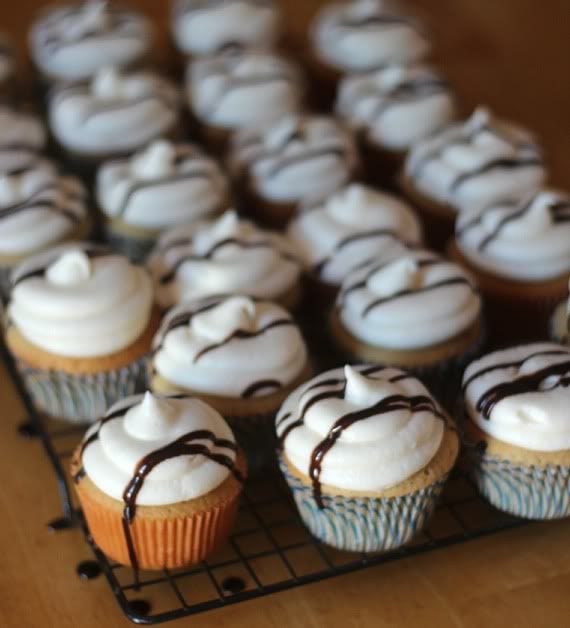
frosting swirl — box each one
[148,210,302,309]
[336,64,455,151]
[152,295,308,398]
[29,1,152,82]
[276,364,445,497]
[96,140,228,229]
[405,107,546,212]
[336,249,481,349]
[187,49,303,130]
[9,244,153,357]
[311,0,428,73]
[0,107,46,175]
[288,183,422,286]
[456,189,570,281]
[231,114,358,204]
[463,343,570,452]
[172,0,279,56]
[48,68,180,157]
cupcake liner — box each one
[101,222,157,264]
[279,454,447,552]
[14,354,149,424]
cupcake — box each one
[48,67,181,174]
[171,0,280,58]
[0,34,16,102]
[96,140,230,262]
[462,343,570,519]
[72,392,246,569]
[288,183,422,305]
[186,48,304,153]
[330,249,483,407]
[5,243,159,423]
[401,107,546,250]
[336,64,456,187]
[0,106,47,174]
[276,364,459,551]
[449,189,570,344]
[150,295,311,468]
[0,164,91,301]
[29,1,152,85]
[148,210,303,310]
[308,0,429,106]
[230,114,359,229]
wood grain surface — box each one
[1,1,569,627]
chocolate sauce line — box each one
[0,196,84,223]
[264,146,347,180]
[241,379,281,399]
[80,93,177,124]
[340,15,412,28]
[369,80,449,122]
[450,157,543,193]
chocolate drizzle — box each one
[449,157,543,193]
[241,379,281,399]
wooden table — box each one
[1,1,569,627]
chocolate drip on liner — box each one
[241,379,281,399]
[450,157,544,193]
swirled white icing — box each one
[152,295,308,397]
[463,343,570,452]
[288,183,422,285]
[336,249,481,349]
[148,210,301,309]
[29,1,152,82]
[336,64,455,151]
[456,189,570,281]
[48,68,180,157]
[404,107,546,212]
[0,169,88,257]
[0,35,14,85]
[187,49,303,130]
[276,364,445,492]
[230,114,358,204]
[9,244,153,357]
[0,107,46,174]
[96,140,228,229]
[172,0,279,56]
[311,0,429,73]
[81,392,237,504]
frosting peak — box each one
[66,1,109,40]
[46,249,92,286]
[367,257,421,296]
[124,392,180,441]
[130,140,177,180]
[92,67,128,99]
[343,365,397,406]
[191,296,257,342]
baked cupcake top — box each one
[29,0,152,82]
[311,0,428,73]
[230,114,358,204]
[75,392,241,505]
[0,34,15,88]
[0,107,46,174]
[48,67,180,157]
[187,49,303,131]
[276,364,446,501]
[288,183,422,286]
[456,189,570,282]
[463,343,570,452]
[0,167,88,258]
[336,64,455,151]
[96,140,228,229]
[148,210,302,309]
[152,295,308,398]
[336,249,481,349]
[404,107,546,212]
[172,0,279,56]
[9,243,153,358]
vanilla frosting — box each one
[336,249,481,349]
[0,171,88,257]
[289,183,422,286]
[9,244,153,358]
[80,392,237,504]
[456,189,570,282]
[29,1,152,82]
[172,0,279,56]
[0,107,47,174]
[231,114,358,204]
[405,107,546,212]
[312,0,428,73]
[277,364,445,492]
[463,343,570,452]
[148,210,301,309]
[0,35,15,86]
[48,68,180,157]
[187,49,303,130]
[96,140,228,229]
[336,64,455,151]
[153,296,308,398]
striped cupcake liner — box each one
[15,355,149,424]
[279,455,448,552]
